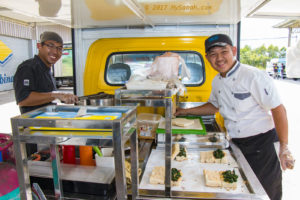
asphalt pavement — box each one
[0,87,74,134]
[0,90,16,105]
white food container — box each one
[95,148,114,168]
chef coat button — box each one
[238,130,240,133]
[233,78,236,81]
[218,90,221,93]
[231,92,234,95]
[232,107,235,110]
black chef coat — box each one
[13,55,57,114]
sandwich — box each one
[200,149,228,164]
[149,166,183,186]
[221,170,238,190]
[203,169,238,190]
[172,143,188,161]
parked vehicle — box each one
[286,40,300,80]
[266,58,286,79]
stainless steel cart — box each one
[11,105,138,200]
[115,89,269,200]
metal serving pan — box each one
[77,92,114,106]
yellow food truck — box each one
[1,0,279,199]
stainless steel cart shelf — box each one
[11,105,138,200]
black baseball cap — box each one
[40,31,63,44]
[205,34,233,52]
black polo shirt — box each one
[14,55,57,114]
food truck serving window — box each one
[105,51,205,86]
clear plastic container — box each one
[137,113,162,139]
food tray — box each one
[157,132,229,149]
[156,116,206,135]
[139,149,250,194]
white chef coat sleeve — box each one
[250,72,282,110]
[208,81,219,108]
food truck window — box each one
[105,51,205,86]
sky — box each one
[240,18,300,49]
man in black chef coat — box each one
[13,31,78,155]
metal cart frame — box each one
[11,105,138,200]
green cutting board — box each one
[156,116,207,135]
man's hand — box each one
[174,103,218,117]
[174,108,187,116]
[52,92,78,104]
[59,93,78,104]
[279,143,295,170]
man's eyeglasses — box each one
[43,43,63,53]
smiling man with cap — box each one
[176,33,294,200]
[205,33,233,53]
[13,31,78,155]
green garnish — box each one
[177,145,186,157]
[171,168,182,182]
[222,170,238,183]
[213,149,225,159]
[208,135,218,142]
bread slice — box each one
[221,179,237,190]
[172,118,194,127]
[203,169,222,187]
[149,166,165,185]
[172,143,188,161]
[171,143,180,160]
[200,151,215,163]
[149,166,183,186]
[200,150,228,164]
[215,154,228,164]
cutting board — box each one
[156,116,206,135]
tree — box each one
[240,44,286,69]
[279,47,286,58]
[267,45,280,58]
